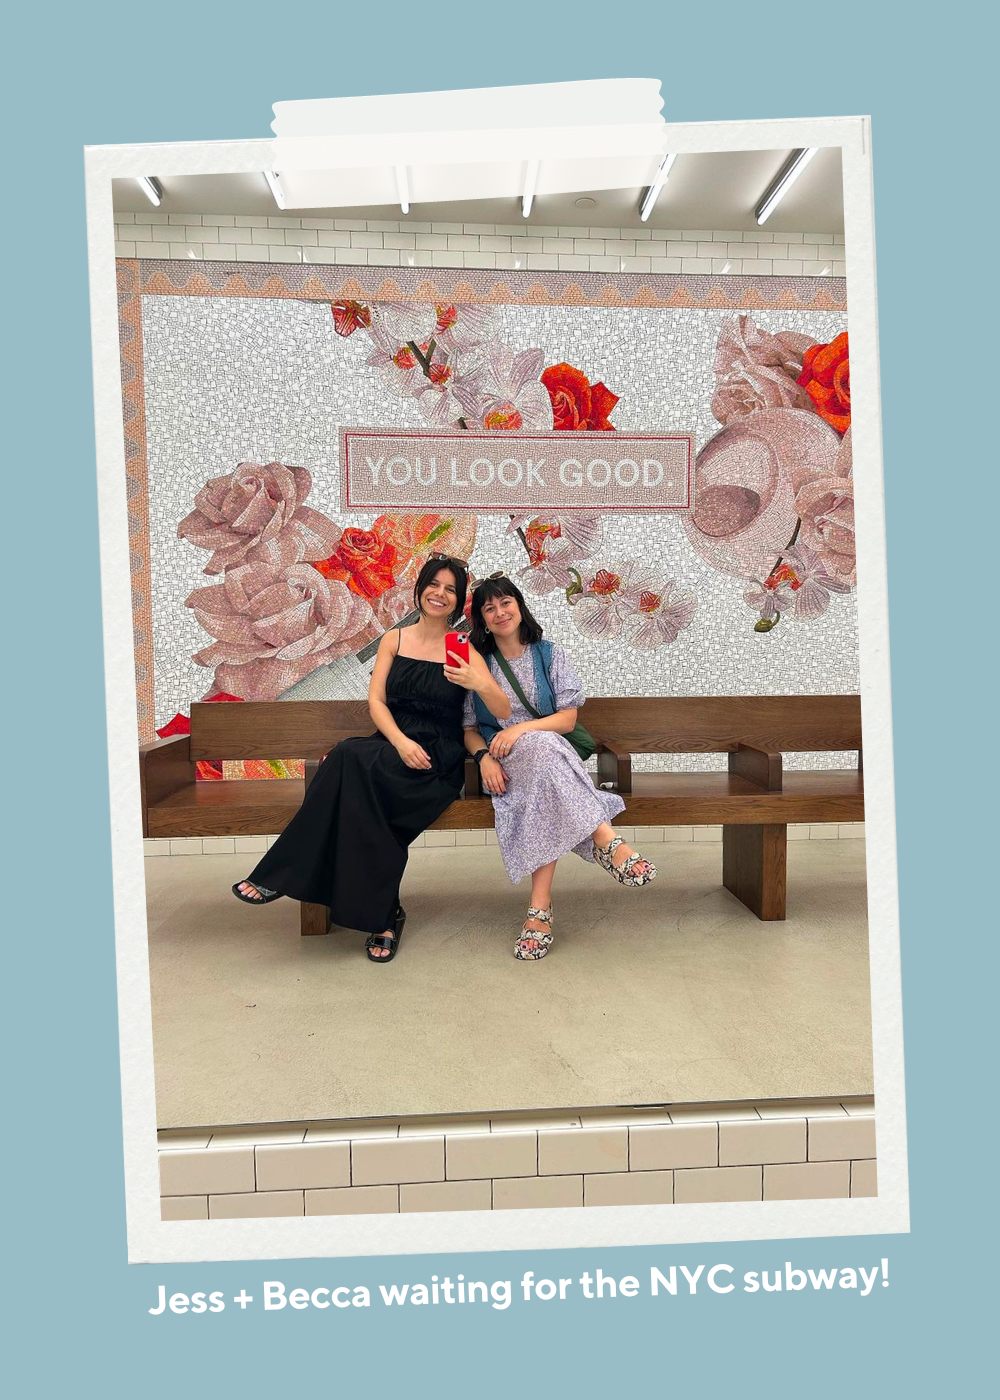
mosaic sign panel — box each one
[339,428,693,513]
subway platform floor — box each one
[146,838,873,1129]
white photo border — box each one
[83,109,907,1264]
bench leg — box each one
[722,824,787,921]
[300,902,331,936]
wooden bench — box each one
[139,694,863,933]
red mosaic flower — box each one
[541,362,619,431]
[524,520,563,566]
[796,332,850,433]
[435,304,459,332]
[589,569,623,597]
[314,526,398,600]
[155,692,243,739]
[331,301,372,337]
[765,562,803,591]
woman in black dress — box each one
[232,557,511,962]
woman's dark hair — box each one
[469,576,544,655]
[412,557,468,624]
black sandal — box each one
[366,906,406,963]
[232,880,282,905]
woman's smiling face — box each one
[418,567,458,619]
[481,591,522,638]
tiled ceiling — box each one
[111,147,844,233]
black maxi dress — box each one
[245,651,467,934]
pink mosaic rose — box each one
[375,582,418,629]
[178,462,341,576]
[794,475,856,585]
[186,559,379,701]
[711,314,818,425]
[627,580,697,648]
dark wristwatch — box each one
[471,748,490,765]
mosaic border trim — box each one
[132,258,847,311]
[118,261,156,740]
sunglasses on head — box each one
[429,551,469,569]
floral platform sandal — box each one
[594,837,658,888]
[514,906,554,961]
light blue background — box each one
[5,5,990,1394]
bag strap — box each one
[492,650,542,719]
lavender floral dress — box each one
[463,644,625,885]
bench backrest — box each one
[581,696,862,753]
[189,695,861,760]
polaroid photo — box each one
[83,81,907,1262]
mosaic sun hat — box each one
[683,407,843,578]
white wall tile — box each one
[169,838,203,856]
[115,241,136,257]
[249,226,286,245]
[202,837,236,855]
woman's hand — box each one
[489,724,527,759]
[443,648,486,691]
[479,755,507,795]
[394,736,432,770]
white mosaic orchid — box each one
[454,344,554,431]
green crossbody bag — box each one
[492,648,597,763]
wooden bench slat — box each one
[147,769,864,838]
[187,695,863,760]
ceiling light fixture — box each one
[395,165,410,215]
[754,148,818,226]
[639,152,676,222]
[522,159,539,218]
[264,171,287,210]
[136,176,162,206]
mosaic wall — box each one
[122,260,855,771]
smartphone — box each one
[445,631,470,666]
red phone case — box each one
[446,631,470,665]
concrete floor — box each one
[146,841,873,1128]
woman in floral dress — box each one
[464,576,657,961]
